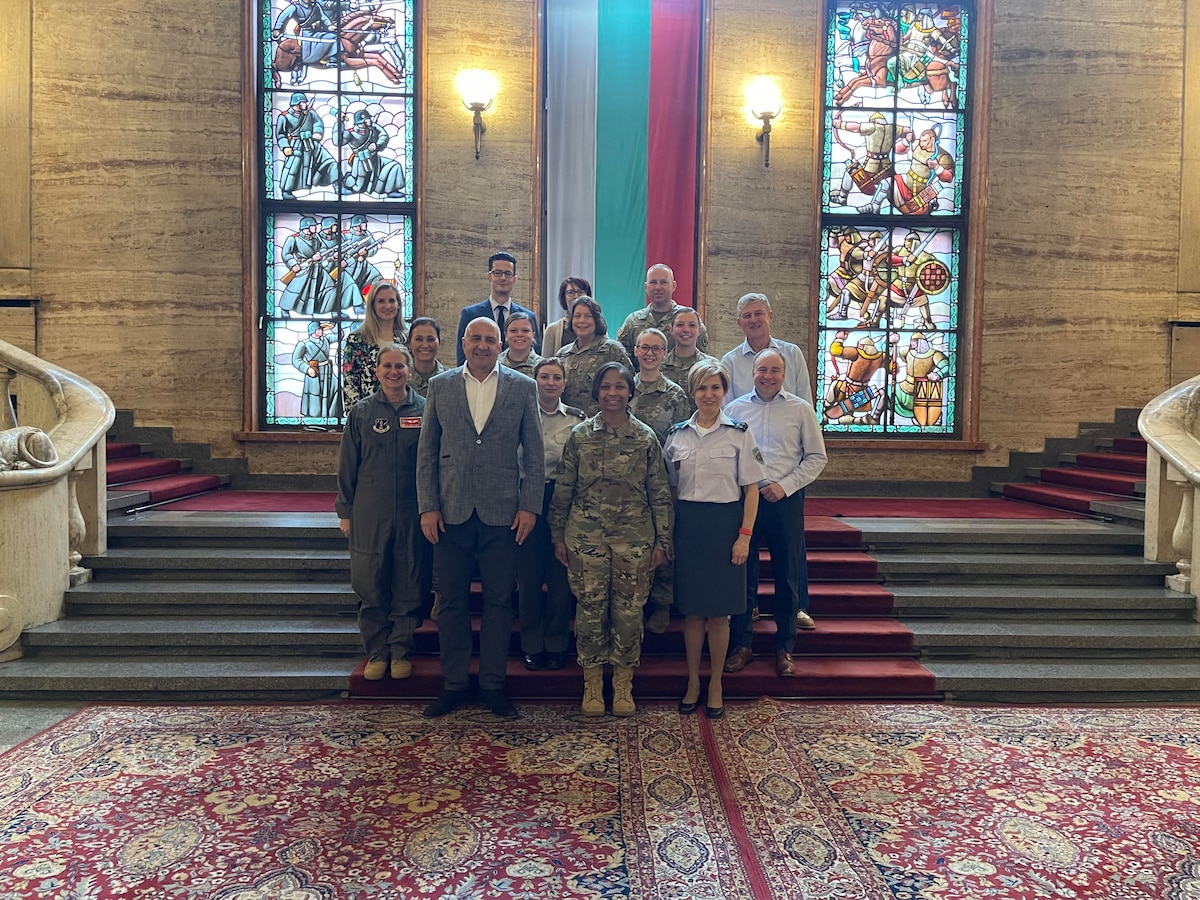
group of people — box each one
[336,252,827,719]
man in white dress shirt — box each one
[724,348,827,676]
[720,292,813,405]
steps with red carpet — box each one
[105,441,226,510]
[993,427,1147,518]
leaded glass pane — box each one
[258,0,417,430]
[826,4,969,111]
[816,225,959,436]
[824,110,962,216]
[819,1,970,440]
[265,1,414,94]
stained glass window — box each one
[818,3,971,437]
[256,0,416,428]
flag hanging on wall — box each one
[544,0,703,327]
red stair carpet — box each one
[349,514,936,701]
[105,442,221,504]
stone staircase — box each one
[865,517,1200,701]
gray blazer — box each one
[417,366,545,527]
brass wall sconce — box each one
[745,76,783,168]
[455,69,499,160]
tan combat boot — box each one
[611,666,636,717]
[581,666,606,716]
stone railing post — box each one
[1166,472,1193,594]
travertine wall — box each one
[1,0,1188,481]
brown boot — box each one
[581,666,606,716]
[611,666,636,717]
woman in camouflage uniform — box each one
[551,363,672,717]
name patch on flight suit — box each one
[372,418,391,434]
[400,417,422,428]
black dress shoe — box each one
[545,653,568,670]
[704,705,726,720]
[422,690,470,719]
[523,653,546,671]
[677,699,699,715]
[479,689,520,719]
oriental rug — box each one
[2,701,1197,899]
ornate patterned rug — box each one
[0,700,1196,898]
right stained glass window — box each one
[817,3,971,437]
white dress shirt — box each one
[720,338,813,406]
[463,362,500,433]
[725,389,827,496]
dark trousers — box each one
[349,519,431,660]
[435,511,517,692]
[732,488,807,654]
[516,482,574,655]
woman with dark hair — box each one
[406,316,445,397]
[662,361,765,719]
[342,282,407,408]
[550,362,672,717]
[541,277,592,358]
[516,357,584,672]
[557,296,631,414]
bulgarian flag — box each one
[544,0,703,325]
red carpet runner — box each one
[2,701,1196,898]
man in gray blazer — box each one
[417,317,545,718]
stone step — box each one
[0,655,937,702]
[858,521,1144,554]
[875,552,1176,585]
[925,659,1200,701]
[891,584,1195,618]
[0,656,352,698]
[909,620,1200,657]
[66,581,359,615]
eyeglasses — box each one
[635,345,666,354]
[489,269,516,279]
[564,288,587,297]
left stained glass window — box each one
[257,0,416,428]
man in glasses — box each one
[616,263,709,370]
[455,251,540,365]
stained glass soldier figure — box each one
[343,215,383,314]
[293,320,340,419]
[341,110,407,198]
[317,216,360,316]
[280,215,330,317]
[277,92,338,199]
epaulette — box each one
[724,420,750,431]
[666,421,688,436]
[565,405,586,419]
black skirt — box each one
[673,500,747,617]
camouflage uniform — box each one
[498,348,543,380]
[549,414,673,667]
[407,360,446,398]
[616,302,709,364]
[557,337,631,415]
[661,349,718,417]
[631,375,690,445]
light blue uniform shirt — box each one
[725,390,827,496]
[662,413,767,503]
[720,338,813,406]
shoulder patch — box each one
[565,405,586,419]
[725,420,749,431]
[667,421,688,436]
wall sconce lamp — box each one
[455,69,499,160]
[745,76,783,168]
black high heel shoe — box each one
[704,705,725,720]
[678,699,699,715]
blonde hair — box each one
[358,283,407,347]
[688,360,730,396]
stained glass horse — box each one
[273,8,406,88]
